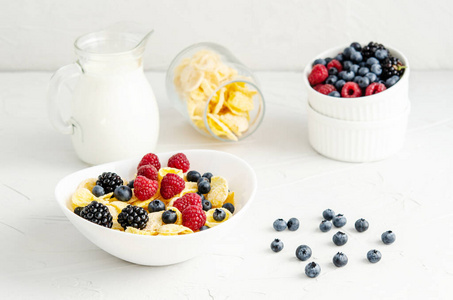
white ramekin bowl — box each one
[307,103,410,162]
[55,150,257,266]
[303,45,410,121]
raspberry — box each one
[160,173,185,199]
[327,59,343,72]
[167,153,190,173]
[137,164,158,181]
[314,84,337,95]
[308,64,328,86]
[365,82,387,96]
[182,205,207,231]
[341,82,362,98]
[133,175,158,201]
[137,153,161,170]
[173,193,202,213]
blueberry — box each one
[335,79,346,91]
[343,47,355,59]
[319,220,332,232]
[74,207,83,216]
[273,218,287,231]
[332,231,348,246]
[200,225,210,231]
[354,218,369,232]
[162,210,177,224]
[350,51,363,63]
[339,70,354,81]
[287,218,300,231]
[350,64,360,74]
[197,180,211,194]
[305,262,321,278]
[358,67,370,76]
[213,208,226,222]
[113,185,132,202]
[334,53,344,62]
[353,76,362,84]
[328,67,338,76]
[222,203,235,213]
[196,192,206,201]
[197,176,209,185]
[365,72,377,83]
[367,249,382,263]
[270,238,284,252]
[202,199,212,211]
[343,60,353,70]
[202,172,213,182]
[186,170,201,183]
[127,180,134,189]
[381,230,396,244]
[333,252,348,267]
[385,77,398,88]
[350,42,362,51]
[328,91,341,97]
[325,57,333,64]
[322,209,335,220]
[366,57,379,66]
[92,185,105,197]
[358,76,370,88]
[370,64,382,76]
[359,61,367,67]
[326,75,338,85]
[391,75,400,81]
[375,49,388,60]
[148,199,165,212]
[295,245,312,261]
[332,214,347,227]
[313,58,327,66]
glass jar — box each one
[166,42,265,142]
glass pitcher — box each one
[48,24,159,165]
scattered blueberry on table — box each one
[270,239,284,253]
[287,218,300,231]
[381,230,396,244]
[319,220,332,232]
[332,231,348,246]
[273,218,287,231]
[332,214,347,228]
[295,245,312,261]
[354,218,369,232]
[333,252,348,267]
[305,262,321,278]
[367,249,382,263]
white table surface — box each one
[1,71,452,299]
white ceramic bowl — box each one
[55,150,257,266]
[308,103,410,162]
[303,45,410,121]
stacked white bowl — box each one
[303,45,410,162]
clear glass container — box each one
[166,42,265,142]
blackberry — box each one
[74,206,83,216]
[382,56,405,79]
[118,205,149,230]
[362,42,387,60]
[96,172,123,194]
[80,201,113,228]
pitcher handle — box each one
[47,62,83,135]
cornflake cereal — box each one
[71,152,237,237]
[173,50,258,141]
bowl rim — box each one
[55,149,257,241]
[303,43,410,101]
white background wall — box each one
[1,0,452,71]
